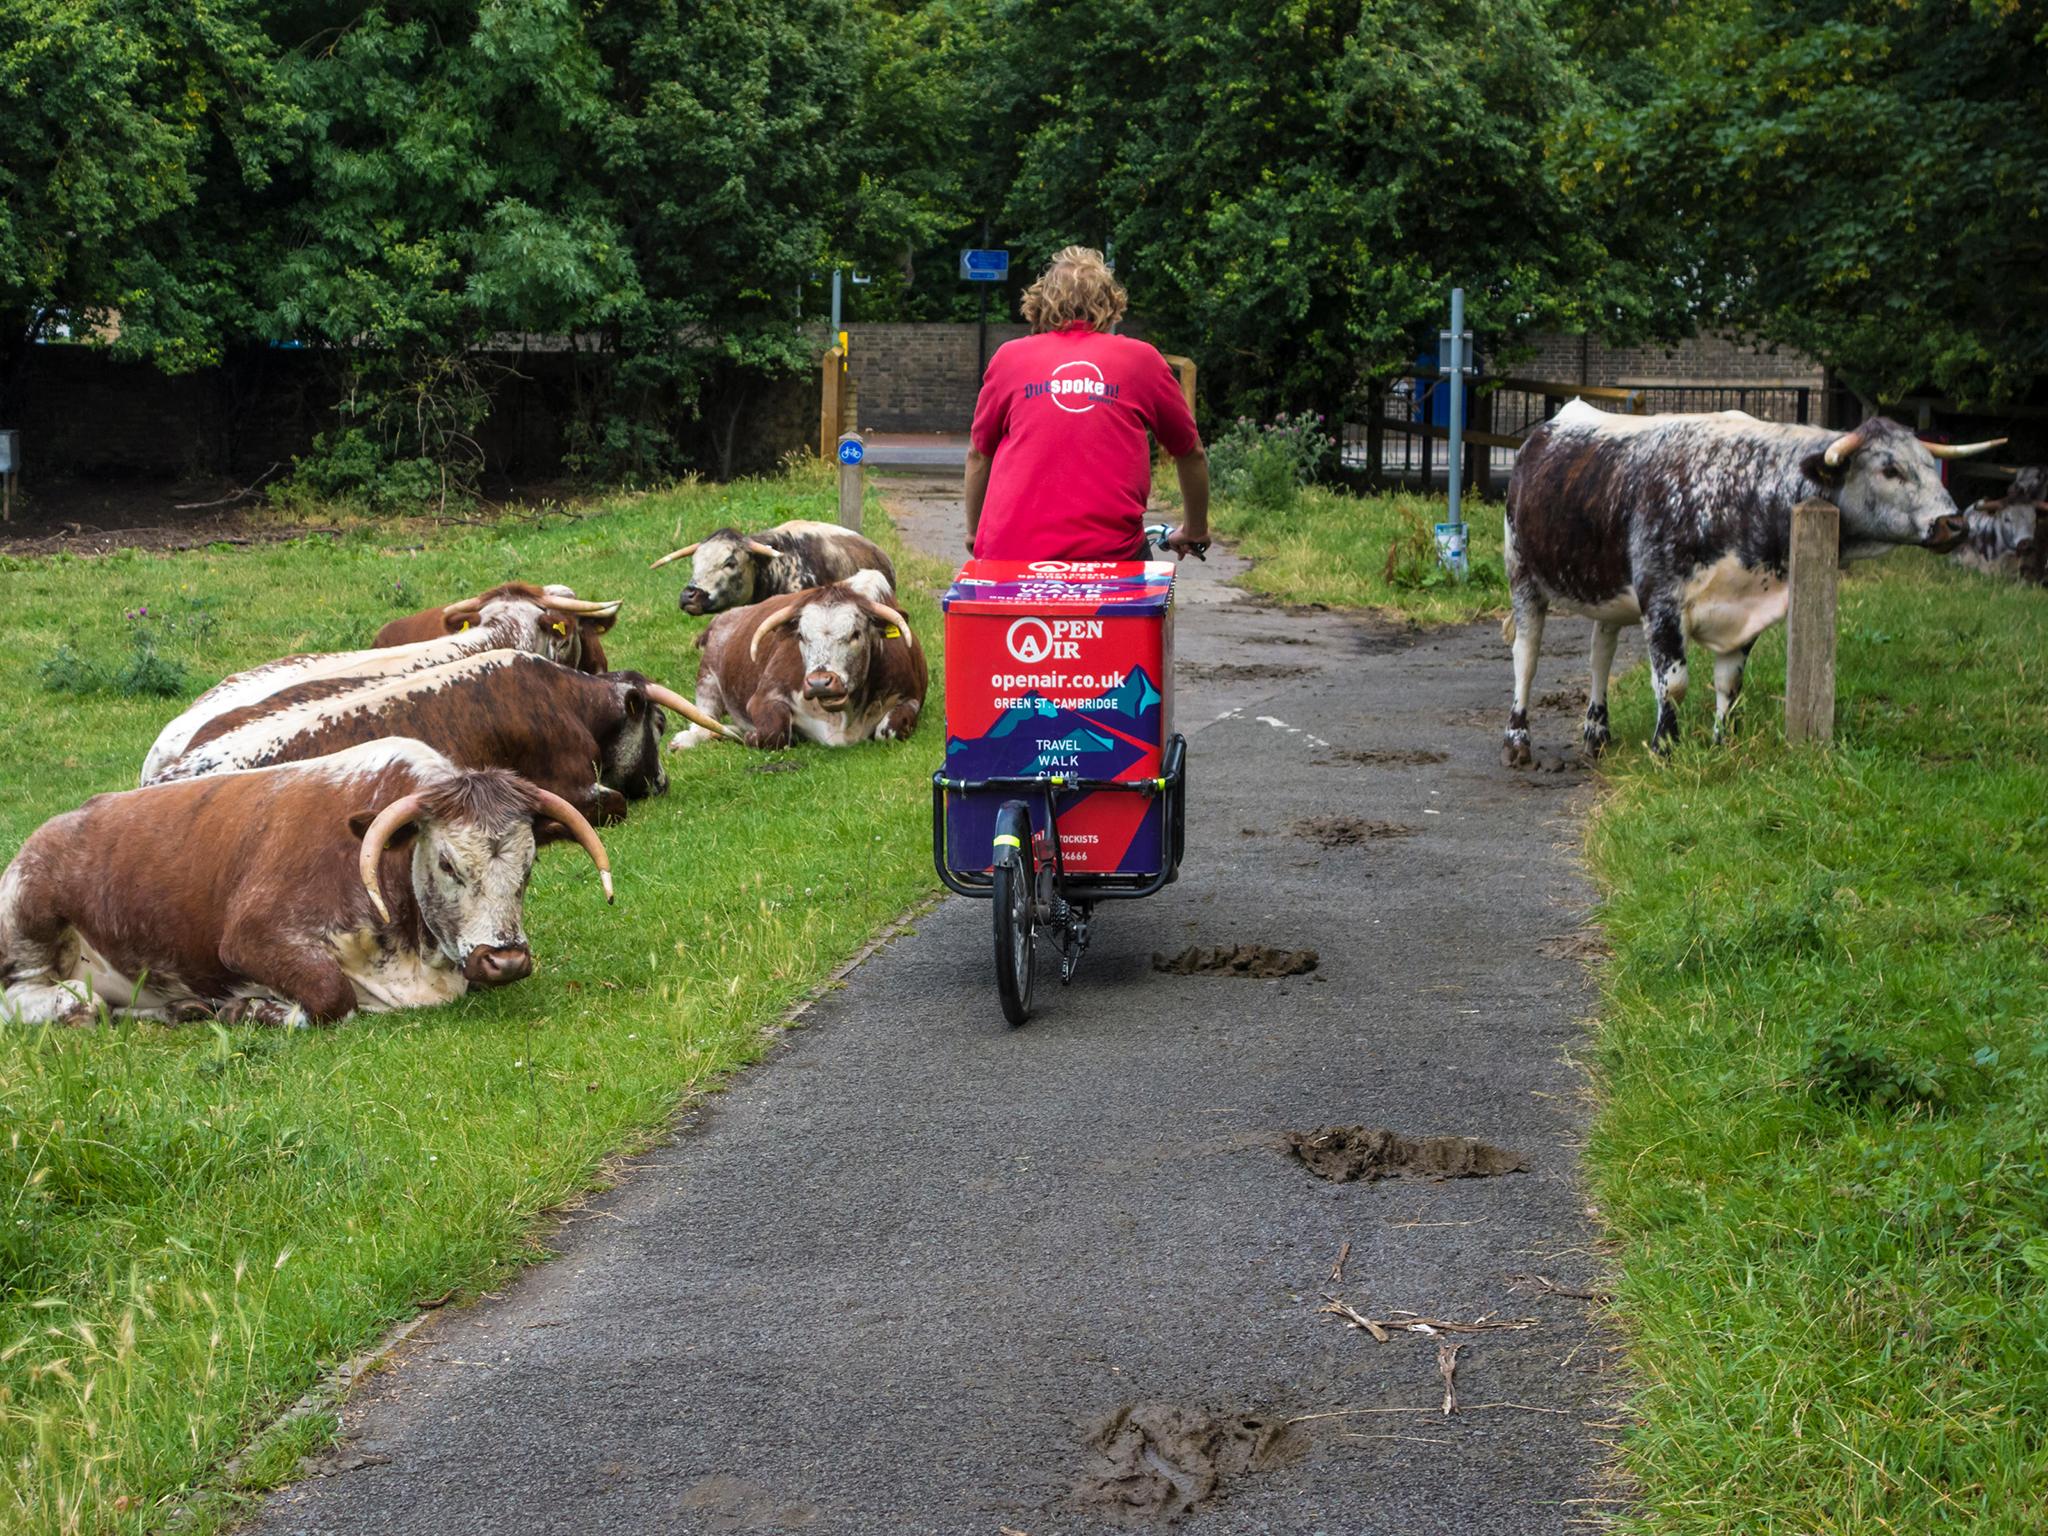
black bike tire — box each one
[991,803,1036,1026]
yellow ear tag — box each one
[884,626,902,639]
[459,620,471,632]
[551,621,568,636]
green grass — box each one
[1208,484,1509,623]
[1209,481,2048,1530]
[0,462,948,1535]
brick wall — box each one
[1498,330,1824,389]
[845,322,1031,433]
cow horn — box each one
[1920,437,2007,460]
[1822,428,1868,468]
[543,595,623,616]
[643,682,747,742]
[442,596,486,620]
[745,539,779,559]
[749,603,800,662]
[865,600,914,652]
[525,787,614,904]
[357,792,430,925]
[650,542,700,570]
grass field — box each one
[1207,484,1510,623]
[0,463,948,1534]
[1214,485,2048,1532]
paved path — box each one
[256,476,1626,1535]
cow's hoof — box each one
[1502,732,1533,769]
[1582,726,1610,757]
[666,726,710,753]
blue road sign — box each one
[959,248,1010,282]
[837,436,865,467]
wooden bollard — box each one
[1784,497,1840,744]
[818,346,845,460]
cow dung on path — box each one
[1291,815,1416,847]
[1284,1126,1525,1183]
[1152,945,1318,979]
[1075,1403,1303,1523]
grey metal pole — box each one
[1446,286,1465,526]
[830,269,843,336]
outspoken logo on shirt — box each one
[1024,359,1120,413]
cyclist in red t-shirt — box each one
[965,246,1209,562]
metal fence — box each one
[1342,376,1815,488]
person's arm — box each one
[964,448,993,552]
[1168,448,1209,556]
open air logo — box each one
[1006,617,1102,663]
[1006,618,1056,663]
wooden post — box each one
[836,432,864,532]
[1159,354,1197,419]
[818,346,845,460]
[1784,497,1840,744]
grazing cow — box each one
[142,586,620,782]
[670,571,926,751]
[145,651,734,823]
[649,520,895,615]
[1955,467,2045,585]
[374,583,621,673]
[1503,402,2002,761]
[1,740,610,1027]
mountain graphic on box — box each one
[945,668,1162,778]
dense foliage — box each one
[1557,0,2048,407]
[3,0,2044,491]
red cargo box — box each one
[940,559,1175,874]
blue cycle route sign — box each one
[837,436,865,467]
[959,249,1010,282]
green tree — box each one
[1562,0,2048,406]
[977,0,1670,419]
[0,0,289,417]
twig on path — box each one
[172,463,281,510]
[1340,1432,1452,1446]
[1291,1402,1571,1426]
[1318,1293,1538,1341]
[1438,1340,1463,1416]
[1329,1239,1351,1283]
[1508,1272,1614,1303]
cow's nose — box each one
[1926,514,1968,551]
[465,945,533,987]
[803,670,845,699]
[679,588,708,614]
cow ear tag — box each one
[884,625,902,639]
[551,620,568,636]
[459,620,471,632]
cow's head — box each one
[592,672,671,800]
[1804,419,2005,553]
[353,769,613,988]
[436,584,622,671]
[747,579,915,711]
[649,530,779,615]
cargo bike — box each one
[930,529,1200,1024]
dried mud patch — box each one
[1179,660,1312,683]
[1314,747,1449,768]
[1292,816,1417,848]
[1153,945,1319,979]
[1284,1126,1525,1183]
[1076,1403,1304,1523]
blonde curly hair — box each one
[1020,246,1128,334]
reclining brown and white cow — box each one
[669,572,926,751]
[145,650,735,824]
[375,583,620,672]
[141,584,624,782]
[650,520,895,616]
[1,740,610,1027]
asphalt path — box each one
[255,476,1629,1535]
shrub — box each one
[1208,411,1334,508]
[1381,500,1505,592]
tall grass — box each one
[0,464,948,1534]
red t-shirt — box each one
[969,324,1202,561]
